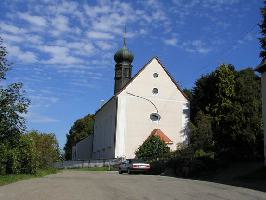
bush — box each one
[0,135,38,175]
[28,130,60,169]
[17,134,37,174]
[135,135,170,160]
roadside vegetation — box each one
[0,37,61,184]
[0,168,59,186]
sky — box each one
[0,0,263,149]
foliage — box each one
[189,64,263,160]
[28,130,60,169]
[0,168,59,186]
[188,111,214,154]
[135,135,170,160]
[0,135,37,175]
[259,1,266,59]
[0,36,60,175]
[0,37,30,145]
[64,114,95,160]
[16,134,37,174]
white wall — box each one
[262,72,266,165]
[116,58,189,158]
[93,97,117,159]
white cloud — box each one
[51,15,70,33]
[0,22,27,34]
[18,12,47,26]
[96,41,113,50]
[87,31,114,40]
[181,40,211,54]
[26,112,59,123]
[6,44,38,63]
[1,33,24,43]
[164,38,178,46]
[39,45,82,65]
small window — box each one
[153,73,158,78]
[150,113,161,121]
[152,88,158,94]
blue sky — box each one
[0,0,263,148]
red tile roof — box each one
[150,129,173,144]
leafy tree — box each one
[189,64,263,160]
[64,114,95,160]
[28,130,60,169]
[259,1,266,60]
[0,36,35,174]
[135,135,170,160]
[0,37,30,145]
[188,111,214,155]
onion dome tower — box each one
[114,30,134,94]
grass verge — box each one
[0,168,60,186]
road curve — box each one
[0,171,265,200]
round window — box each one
[152,88,158,94]
[150,113,161,121]
[153,73,158,78]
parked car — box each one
[118,159,150,174]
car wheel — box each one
[127,168,131,174]
[119,168,123,174]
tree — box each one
[0,37,30,145]
[0,37,34,174]
[259,1,266,60]
[64,114,95,160]
[135,135,170,160]
[189,64,263,160]
[28,130,60,169]
[188,111,214,155]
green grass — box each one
[69,167,114,171]
[0,168,60,186]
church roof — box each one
[150,129,173,144]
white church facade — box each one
[72,40,189,160]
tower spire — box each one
[123,25,126,47]
[114,25,134,94]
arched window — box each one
[150,113,161,121]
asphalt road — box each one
[0,171,265,200]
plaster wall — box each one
[93,97,117,159]
[116,58,189,158]
[73,134,93,160]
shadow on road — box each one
[163,162,266,193]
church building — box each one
[72,38,190,160]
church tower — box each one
[114,33,134,94]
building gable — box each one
[118,57,188,102]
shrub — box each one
[18,134,37,174]
[135,135,170,160]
